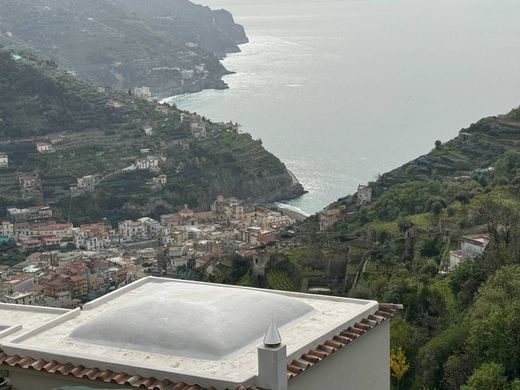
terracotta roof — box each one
[0,352,260,390]
[286,303,402,381]
[0,351,262,390]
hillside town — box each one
[0,196,298,309]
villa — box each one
[0,277,400,390]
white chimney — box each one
[257,320,288,390]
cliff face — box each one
[0,0,248,97]
[0,52,303,224]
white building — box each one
[142,124,154,136]
[0,153,8,168]
[118,220,147,241]
[137,217,161,238]
[7,206,52,222]
[0,278,399,390]
[449,234,490,269]
[2,291,38,305]
[135,156,160,171]
[74,224,111,251]
[26,223,74,240]
[0,221,14,238]
[35,143,53,153]
[133,86,152,100]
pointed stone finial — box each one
[263,319,282,347]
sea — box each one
[167,0,520,215]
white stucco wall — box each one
[288,321,390,390]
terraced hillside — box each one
[0,51,304,224]
[0,0,248,96]
[228,106,520,388]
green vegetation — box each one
[266,269,296,291]
[0,0,248,96]
[0,51,302,223]
[245,112,520,388]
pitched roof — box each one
[286,303,402,381]
[0,352,258,390]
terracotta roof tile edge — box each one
[0,351,260,390]
[286,302,403,381]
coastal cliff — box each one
[0,0,249,97]
[0,51,303,224]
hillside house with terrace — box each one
[449,234,490,269]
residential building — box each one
[18,175,39,189]
[74,224,111,251]
[319,209,342,231]
[76,175,97,191]
[0,152,8,168]
[118,220,147,241]
[152,174,167,185]
[137,217,161,238]
[0,221,14,238]
[7,206,52,222]
[2,291,38,305]
[143,124,154,136]
[449,234,490,269]
[135,156,160,171]
[27,223,74,240]
[0,278,400,390]
[35,142,53,153]
[133,86,152,100]
[1,276,34,295]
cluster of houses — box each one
[0,249,139,309]
[0,196,299,307]
[318,184,373,231]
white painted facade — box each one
[133,86,152,100]
[0,221,14,238]
[35,143,53,153]
[449,234,489,269]
[135,156,160,171]
[118,220,147,241]
[0,153,8,168]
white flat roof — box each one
[0,303,70,343]
[1,277,379,388]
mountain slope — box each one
[273,108,520,389]
[0,0,248,96]
[0,51,303,223]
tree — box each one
[442,354,475,390]
[455,192,470,209]
[461,362,509,390]
[465,265,520,377]
[390,347,410,390]
[435,140,442,150]
[397,218,413,234]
